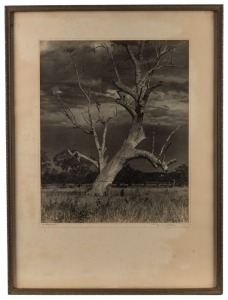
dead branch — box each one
[130,148,176,172]
[140,41,186,86]
[115,91,137,118]
[153,62,184,71]
[56,92,93,135]
[68,53,92,105]
[66,52,104,153]
[126,43,138,66]
[125,43,142,89]
[166,159,177,166]
[158,124,186,161]
[82,113,91,126]
[67,149,99,168]
[101,122,108,155]
[114,80,138,101]
[142,81,164,100]
[161,142,172,162]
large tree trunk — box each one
[89,118,146,196]
[89,147,130,196]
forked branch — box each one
[129,148,176,172]
[115,91,137,118]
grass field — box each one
[41,185,189,223]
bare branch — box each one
[161,142,172,162]
[56,92,93,135]
[105,43,121,82]
[136,81,164,114]
[153,62,184,71]
[82,113,91,126]
[91,123,101,153]
[101,122,108,155]
[115,91,137,118]
[140,41,186,85]
[144,81,164,98]
[65,52,103,152]
[67,149,99,168]
[114,80,138,101]
[126,43,138,66]
[68,53,92,105]
[166,159,177,166]
[158,124,186,161]
[125,43,142,90]
[129,149,158,168]
[151,41,185,60]
[129,148,176,172]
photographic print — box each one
[40,40,189,223]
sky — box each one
[40,40,189,172]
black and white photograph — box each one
[40,40,189,223]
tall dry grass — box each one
[41,186,188,223]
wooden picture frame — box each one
[6,5,223,295]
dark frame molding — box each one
[6,5,223,295]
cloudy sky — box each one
[40,40,188,172]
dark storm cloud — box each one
[161,80,188,94]
[40,40,188,113]
[41,41,114,88]
[41,40,189,170]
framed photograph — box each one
[6,5,223,295]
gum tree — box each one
[55,41,186,196]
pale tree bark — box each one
[59,41,186,196]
